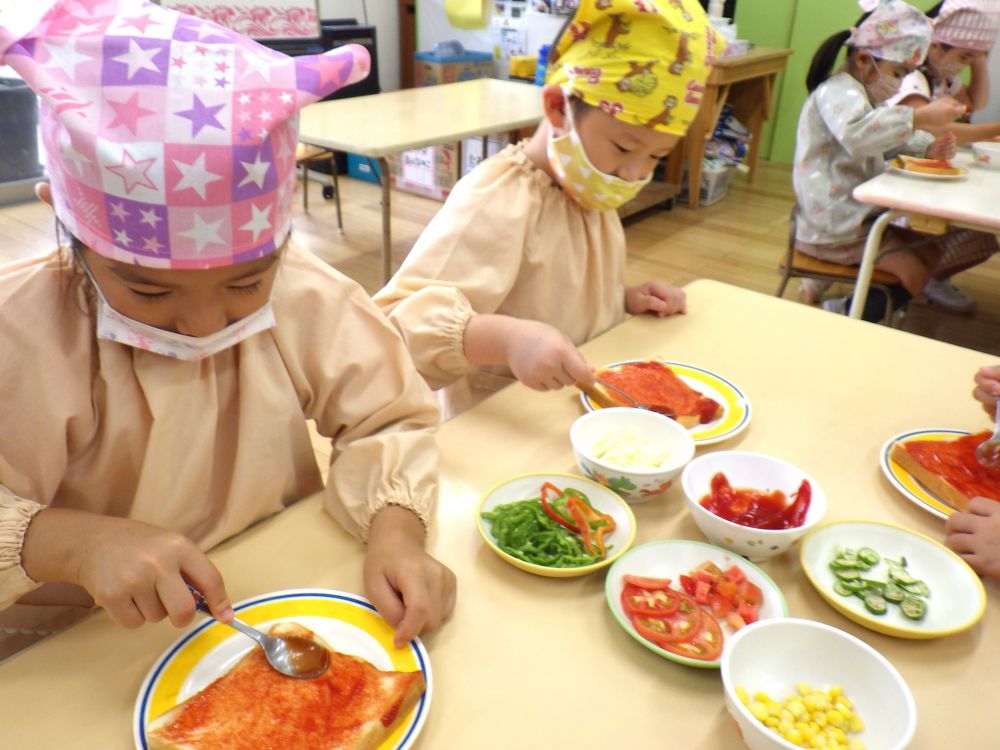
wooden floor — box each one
[3,160,999,356]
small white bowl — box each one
[570,407,696,503]
[721,618,917,750]
[681,451,827,562]
[972,140,1000,170]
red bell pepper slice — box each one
[539,483,579,531]
[566,496,616,556]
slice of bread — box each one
[592,361,723,428]
[890,441,971,511]
[147,621,425,750]
[889,434,1000,513]
[893,155,964,176]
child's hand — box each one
[625,281,687,317]
[974,366,1000,415]
[22,509,232,629]
[946,497,1000,579]
[364,506,457,648]
[925,131,957,161]
[505,319,593,391]
[913,97,966,133]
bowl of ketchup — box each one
[681,451,827,562]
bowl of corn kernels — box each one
[720,618,916,750]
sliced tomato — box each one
[621,584,680,617]
[658,613,724,661]
[631,594,704,645]
[622,575,673,591]
[678,574,696,596]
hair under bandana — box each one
[933,0,1000,52]
[0,0,369,269]
[850,0,933,65]
[545,0,724,136]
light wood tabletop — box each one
[849,151,1000,319]
[297,78,543,283]
[297,78,543,158]
[3,280,997,749]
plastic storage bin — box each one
[679,162,735,206]
[0,78,42,184]
[414,45,493,86]
[347,153,382,184]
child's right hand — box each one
[974,366,1000,416]
[506,319,593,391]
[925,131,957,161]
[913,97,966,133]
[22,508,232,629]
[945,497,1000,580]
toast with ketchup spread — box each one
[889,431,1000,512]
[585,360,723,427]
[146,621,425,750]
[892,155,964,176]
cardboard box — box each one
[461,135,509,177]
[387,142,460,202]
[414,49,493,87]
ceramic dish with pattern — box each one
[801,520,985,639]
[579,360,752,445]
[134,589,431,750]
[880,428,969,519]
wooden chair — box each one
[295,143,342,229]
[777,206,902,323]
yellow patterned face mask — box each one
[546,0,723,136]
[546,95,652,211]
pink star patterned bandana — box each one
[0,0,369,268]
[851,0,933,65]
[933,0,1000,52]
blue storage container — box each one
[414,42,493,86]
[347,153,382,184]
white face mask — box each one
[865,60,903,104]
[83,261,276,361]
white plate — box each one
[880,428,970,519]
[580,360,752,445]
[887,164,969,181]
[604,540,787,669]
[134,589,431,750]
[801,521,985,639]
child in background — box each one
[793,0,975,322]
[0,0,454,659]
[375,0,720,418]
[886,0,1000,314]
[945,365,1000,578]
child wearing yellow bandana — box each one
[375,0,722,418]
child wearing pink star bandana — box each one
[0,0,455,658]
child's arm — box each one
[463,314,593,390]
[946,497,1000,579]
[958,55,990,113]
[17,502,232,627]
[625,282,686,316]
[944,119,1000,145]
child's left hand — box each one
[945,497,1000,580]
[626,281,687,317]
[363,506,457,648]
[925,131,957,161]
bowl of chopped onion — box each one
[570,407,696,502]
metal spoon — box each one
[187,585,329,679]
[976,396,1000,469]
[594,377,651,410]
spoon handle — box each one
[993,396,1000,433]
[186,584,269,648]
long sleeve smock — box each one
[793,73,934,247]
[374,141,626,415]
[0,244,439,638]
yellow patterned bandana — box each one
[546,0,724,135]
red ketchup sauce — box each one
[699,472,811,530]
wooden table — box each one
[3,280,998,748]
[685,47,792,209]
[298,78,543,282]
[851,151,1000,319]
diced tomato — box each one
[725,612,747,631]
[709,592,734,617]
[622,575,673,591]
[694,580,712,605]
[737,601,759,624]
[696,560,723,578]
[621,583,681,617]
[723,565,746,584]
[716,580,738,599]
[737,580,763,606]
[694,568,717,584]
[679,574,696,596]
[657,611,724,661]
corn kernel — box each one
[797,682,813,695]
[742,684,864,749]
[751,702,769,721]
[849,715,864,733]
[778,720,795,735]
[788,701,807,719]
[736,686,750,706]
[826,710,845,729]
[804,694,818,710]
[785,730,804,744]
[765,717,779,728]
[828,684,843,698]
[835,694,853,709]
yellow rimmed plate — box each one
[880,428,968,519]
[887,163,969,181]
[133,589,431,750]
[477,472,637,577]
[579,360,751,445]
[801,520,986,639]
